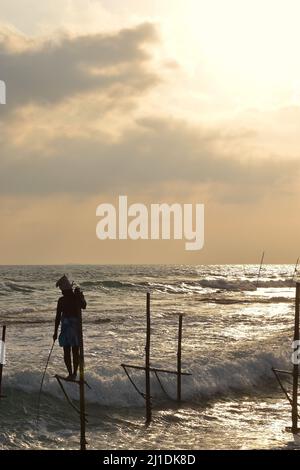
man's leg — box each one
[63,346,72,377]
[72,346,79,378]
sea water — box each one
[0,264,297,449]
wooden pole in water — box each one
[292,282,300,433]
[256,251,265,288]
[145,292,151,424]
[292,257,299,286]
[177,315,183,403]
[0,326,6,398]
[78,309,86,450]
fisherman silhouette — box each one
[53,275,87,381]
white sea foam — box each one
[4,346,290,408]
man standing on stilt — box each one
[53,275,87,380]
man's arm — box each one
[53,299,62,341]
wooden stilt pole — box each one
[145,292,151,424]
[79,309,86,450]
[121,363,191,376]
[291,257,299,285]
[0,326,6,398]
[292,283,300,433]
[256,251,265,288]
[177,315,183,403]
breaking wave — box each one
[0,281,37,294]
[4,347,290,409]
[78,277,295,295]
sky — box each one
[0,0,300,264]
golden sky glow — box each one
[0,0,300,264]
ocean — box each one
[0,264,298,450]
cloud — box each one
[0,0,117,36]
[0,115,296,200]
[0,22,159,109]
[0,23,298,204]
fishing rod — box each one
[291,257,299,286]
[256,251,265,289]
[36,340,55,426]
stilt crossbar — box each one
[54,375,88,421]
[121,364,191,376]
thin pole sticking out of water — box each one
[292,282,300,433]
[145,292,151,425]
[79,307,87,450]
[291,257,299,286]
[36,340,55,424]
[256,251,265,289]
[177,315,183,403]
[0,326,6,398]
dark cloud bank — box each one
[0,23,159,107]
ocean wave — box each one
[197,296,291,305]
[198,278,295,291]
[198,279,256,291]
[81,280,139,290]
[188,350,289,401]
[0,306,52,324]
[80,279,187,294]
[0,275,291,297]
[0,306,37,315]
[0,317,113,326]
[4,347,290,408]
[0,281,37,294]
[79,277,295,294]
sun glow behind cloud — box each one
[157,0,300,112]
[2,1,300,116]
